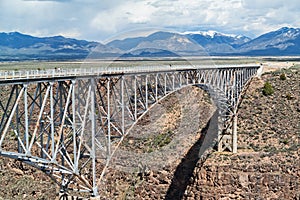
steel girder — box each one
[0,65,260,197]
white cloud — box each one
[90,1,156,33]
[242,0,283,9]
[1,0,300,41]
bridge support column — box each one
[217,109,238,153]
[90,196,101,200]
[217,108,227,152]
[217,130,222,152]
[232,113,238,153]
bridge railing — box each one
[0,64,260,81]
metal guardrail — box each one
[0,64,260,81]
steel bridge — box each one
[0,64,260,198]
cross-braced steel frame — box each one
[0,65,260,198]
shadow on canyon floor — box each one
[165,110,219,200]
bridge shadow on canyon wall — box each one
[165,109,219,200]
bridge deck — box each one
[0,64,260,84]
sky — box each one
[1,0,300,43]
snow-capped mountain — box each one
[238,27,300,55]
[107,30,251,56]
[1,27,300,61]
[182,31,251,54]
[182,30,250,43]
[108,27,300,56]
[182,30,242,38]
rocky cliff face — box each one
[184,152,299,199]
[184,65,300,199]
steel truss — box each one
[0,65,260,197]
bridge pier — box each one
[217,117,238,153]
[89,196,101,200]
[232,113,238,153]
[217,112,224,152]
[58,194,100,200]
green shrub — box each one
[262,81,274,96]
[280,73,287,80]
[281,139,289,145]
[286,93,293,100]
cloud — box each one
[23,0,70,2]
[90,1,156,33]
[1,0,300,41]
[239,0,300,35]
[242,0,284,9]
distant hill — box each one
[107,28,300,56]
[107,31,250,56]
[1,27,300,61]
[0,32,119,61]
[238,27,300,55]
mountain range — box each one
[0,27,300,61]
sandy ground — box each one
[261,61,300,73]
